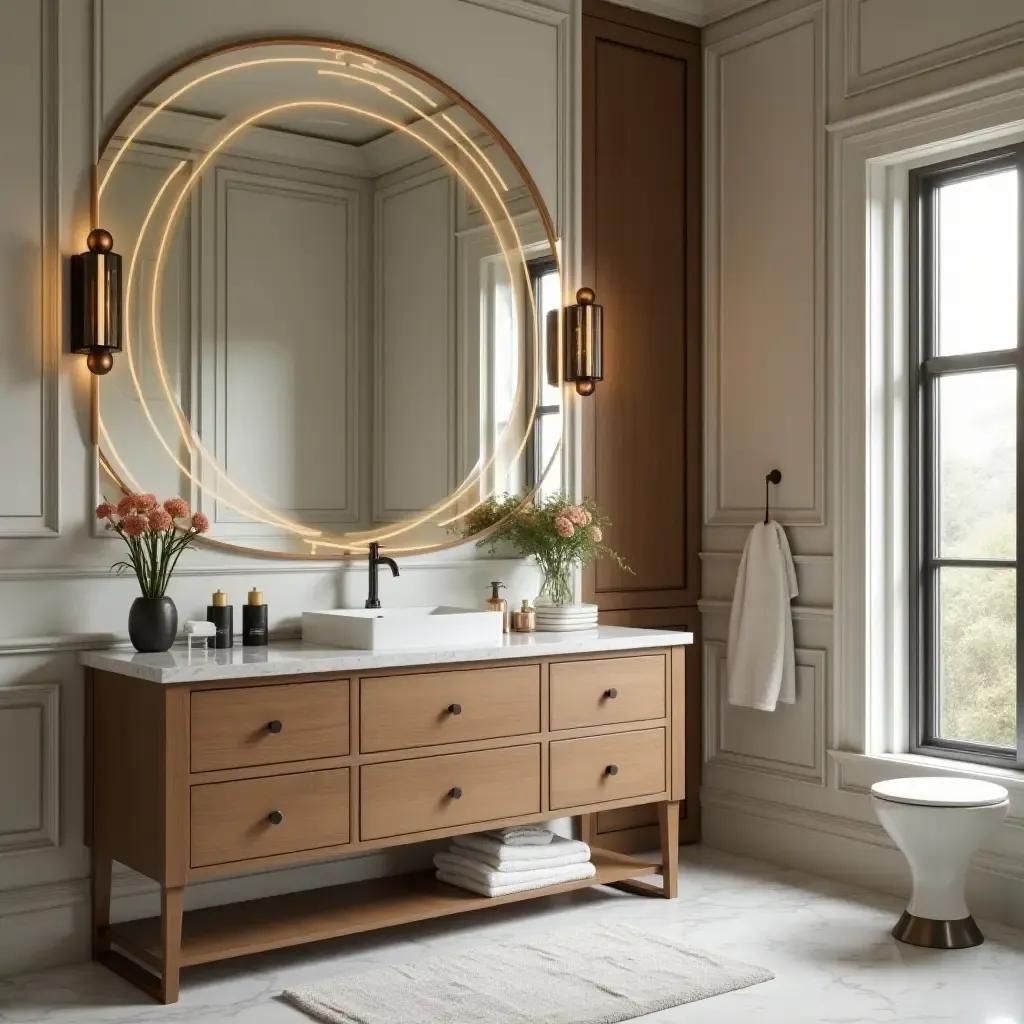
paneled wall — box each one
[0,0,575,976]
[701,0,1024,925]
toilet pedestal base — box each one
[892,910,984,949]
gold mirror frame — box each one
[92,36,563,560]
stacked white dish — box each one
[534,602,599,632]
[434,826,594,897]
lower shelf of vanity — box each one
[104,848,654,969]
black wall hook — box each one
[764,469,782,524]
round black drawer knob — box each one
[447,703,462,715]
[267,720,283,733]
[604,688,618,699]
[268,810,284,825]
[449,786,463,799]
[605,764,619,776]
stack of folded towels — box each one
[434,825,595,897]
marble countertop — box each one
[79,625,693,684]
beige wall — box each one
[0,0,576,975]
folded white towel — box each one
[433,850,590,885]
[485,826,553,846]
[436,861,596,898]
[451,832,591,869]
[726,520,799,711]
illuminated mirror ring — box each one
[94,38,564,559]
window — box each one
[910,145,1022,767]
[526,257,562,499]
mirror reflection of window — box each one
[529,258,562,499]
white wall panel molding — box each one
[373,170,457,521]
[0,684,60,855]
[698,598,833,622]
[704,640,827,784]
[830,0,1024,124]
[209,167,362,531]
[0,555,528,585]
[0,0,61,537]
[843,0,1024,99]
[699,550,832,565]
[704,4,826,529]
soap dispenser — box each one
[485,581,509,632]
[242,587,268,646]
[207,590,233,649]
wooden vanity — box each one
[82,627,691,1003]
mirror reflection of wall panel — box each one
[374,171,456,522]
[211,169,361,532]
[580,0,702,850]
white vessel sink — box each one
[301,606,504,651]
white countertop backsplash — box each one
[79,626,693,684]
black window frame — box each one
[909,142,1024,769]
[525,255,560,490]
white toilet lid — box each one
[871,776,1008,808]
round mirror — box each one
[95,39,563,557]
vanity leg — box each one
[91,848,112,958]
[658,799,680,899]
[160,886,184,1004]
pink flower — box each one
[555,516,575,538]
[147,508,173,531]
[566,506,588,527]
[135,493,158,511]
[116,494,137,517]
[163,497,190,519]
[191,512,210,533]
[588,525,603,543]
[95,502,116,519]
[121,513,148,537]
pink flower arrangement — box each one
[96,492,210,598]
[164,497,190,519]
[462,493,630,606]
[554,516,575,538]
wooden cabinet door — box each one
[581,0,702,622]
[581,3,702,849]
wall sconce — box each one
[547,286,603,397]
[70,228,122,375]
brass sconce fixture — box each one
[70,228,122,375]
[548,286,603,397]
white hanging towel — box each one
[726,520,799,711]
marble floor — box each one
[2,847,1024,1023]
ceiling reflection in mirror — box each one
[96,40,562,557]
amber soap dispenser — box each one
[242,587,268,646]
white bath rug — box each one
[283,922,774,1024]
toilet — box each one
[871,776,1008,949]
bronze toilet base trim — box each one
[892,910,984,949]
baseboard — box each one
[702,787,1024,929]
[0,844,437,978]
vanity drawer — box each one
[360,745,541,840]
[190,680,350,773]
[360,665,540,753]
[190,767,350,868]
[549,655,666,731]
[549,729,666,810]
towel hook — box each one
[764,469,782,524]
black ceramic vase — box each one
[128,596,178,653]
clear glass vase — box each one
[536,563,573,606]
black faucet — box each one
[366,542,400,609]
